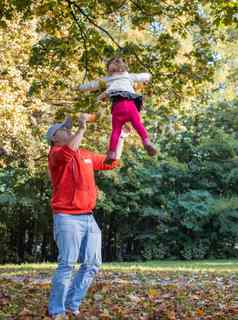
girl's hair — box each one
[106,56,128,73]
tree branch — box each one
[68,0,123,49]
[43,98,79,106]
[67,0,89,82]
[68,0,153,73]
[129,0,192,35]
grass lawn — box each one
[0,260,237,319]
[1,258,238,274]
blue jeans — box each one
[48,213,102,316]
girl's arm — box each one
[78,77,108,92]
[129,73,151,83]
[78,80,100,92]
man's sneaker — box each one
[52,314,68,320]
[66,310,80,319]
[143,140,157,156]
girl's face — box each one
[107,58,125,74]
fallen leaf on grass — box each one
[18,307,35,320]
[0,269,238,320]
[94,293,103,301]
[128,293,141,303]
[0,293,11,306]
[147,288,158,298]
[195,308,205,317]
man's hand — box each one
[64,115,73,129]
[97,91,108,102]
[78,114,87,131]
[98,80,107,91]
[68,116,87,151]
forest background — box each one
[1,0,238,263]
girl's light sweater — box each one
[79,71,151,94]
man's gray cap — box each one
[46,116,72,145]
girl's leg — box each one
[129,102,157,156]
[129,103,148,143]
[108,110,126,159]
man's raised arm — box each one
[67,116,87,151]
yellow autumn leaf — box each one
[38,283,50,289]
[147,288,158,298]
[195,308,205,316]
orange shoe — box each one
[143,140,157,156]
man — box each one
[47,115,127,320]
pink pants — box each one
[109,99,148,152]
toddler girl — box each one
[79,57,157,161]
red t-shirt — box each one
[48,145,119,214]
